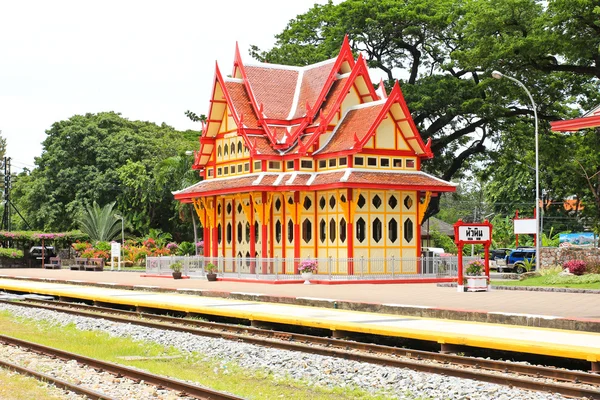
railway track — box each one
[1,298,599,399]
[0,333,243,400]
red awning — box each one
[551,115,600,132]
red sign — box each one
[453,219,493,292]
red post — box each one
[457,244,464,291]
[484,243,491,290]
[515,209,519,248]
[249,200,256,274]
[347,188,354,275]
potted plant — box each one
[464,260,487,292]
[298,259,318,284]
[205,262,217,281]
[170,261,183,279]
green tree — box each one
[252,0,600,223]
[77,201,121,242]
[154,155,202,244]
[0,130,6,159]
[10,112,200,236]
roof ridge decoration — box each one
[281,35,358,148]
[306,54,382,154]
[314,81,432,158]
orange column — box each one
[347,188,354,275]
[231,198,236,271]
[249,200,256,274]
[212,196,218,259]
[293,192,300,274]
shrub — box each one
[170,261,183,273]
[586,262,600,275]
[72,241,91,252]
[177,241,195,255]
[94,241,111,252]
[81,249,95,258]
[298,259,318,274]
[543,273,600,285]
[539,265,563,276]
[465,260,484,276]
[0,248,24,258]
[166,242,179,254]
[564,260,586,276]
[205,262,217,273]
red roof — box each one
[317,102,385,154]
[174,170,456,200]
[244,66,299,120]
[224,80,259,128]
[551,115,600,132]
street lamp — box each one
[492,70,540,266]
[114,214,125,270]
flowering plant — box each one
[196,241,204,248]
[564,259,586,276]
[298,259,318,274]
[465,260,484,276]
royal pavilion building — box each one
[174,38,456,276]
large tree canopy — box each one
[11,112,201,237]
[251,0,600,226]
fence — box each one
[146,255,482,281]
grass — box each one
[0,368,67,400]
[492,273,600,289]
[0,311,396,400]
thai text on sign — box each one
[458,226,490,242]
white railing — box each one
[146,255,482,281]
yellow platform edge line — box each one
[1,279,599,362]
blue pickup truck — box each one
[505,248,536,274]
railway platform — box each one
[0,268,599,331]
[1,268,600,371]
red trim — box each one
[231,198,236,262]
[216,277,455,285]
[302,54,375,152]
[174,181,455,200]
[140,274,191,279]
[347,188,354,275]
[293,192,300,273]
[551,115,600,132]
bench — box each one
[43,257,62,269]
[71,258,88,270]
[71,258,104,271]
[83,258,104,271]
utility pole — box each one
[1,157,10,231]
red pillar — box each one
[347,188,354,275]
[484,243,490,289]
[212,196,218,259]
[249,200,256,274]
[293,192,300,274]
[457,244,464,292]
[262,193,268,274]
[515,209,519,248]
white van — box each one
[421,247,445,256]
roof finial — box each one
[378,78,388,99]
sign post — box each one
[453,219,493,292]
[110,241,121,271]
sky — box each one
[0,0,333,174]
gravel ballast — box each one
[0,302,570,400]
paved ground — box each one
[1,268,599,321]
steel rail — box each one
[10,298,600,387]
[0,358,117,400]
[3,299,600,398]
[0,334,243,400]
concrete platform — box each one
[1,276,600,365]
[1,268,600,332]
